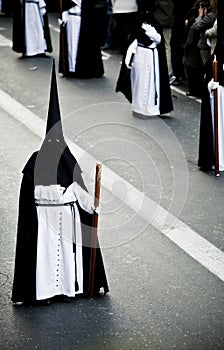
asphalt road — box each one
[0,13,224,350]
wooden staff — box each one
[213,55,220,176]
[59,0,67,77]
[89,163,102,298]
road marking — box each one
[0,33,12,47]
[49,23,60,34]
[1,82,224,283]
[171,85,201,104]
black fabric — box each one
[1,0,13,14]
[198,56,215,169]
[59,0,104,78]
[46,60,63,137]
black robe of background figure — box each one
[0,0,13,14]
[59,0,104,78]
[12,62,109,304]
[116,10,173,116]
[198,55,214,170]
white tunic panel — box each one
[210,85,224,171]
[131,45,160,116]
[35,182,93,300]
[63,6,81,72]
[25,0,46,56]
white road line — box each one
[1,84,224,283]
[49,24,60,34]
[0,33,12,47]
[171,85,201,104]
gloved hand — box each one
[144,24,161,44]
[142,23,151,32]
[58,18,63,26]
[40,7,46,15]
[208,78,219,94]
[125,39,138,69]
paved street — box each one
[0,13,224,350]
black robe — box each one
[198,56,215,170]
[12,144,109,303]
[59,0,104,78]
[1,0,13,14]
[12,0,52,55]
[116,13,173,115]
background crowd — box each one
[0,0,218,98]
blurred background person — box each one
[191,0,217,67]
[153,0,176,85]
[205,17,217,55]
[111,0,138,54]
[183,2,204,97]
[170,0,188,85]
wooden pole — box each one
[89,163,102,298]
[213,55,220,177]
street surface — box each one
[0,13,224,350]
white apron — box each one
[62,4,82,72]
[35,182,93,300]
[25,0,47,56]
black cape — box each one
[59,0,104,78]
[116,12,173,115]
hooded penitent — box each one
[116,2,173,116]
[11,60,109,304]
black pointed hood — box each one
[45,59,64,140]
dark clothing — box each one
[153,0,175,28]
[12,149,109,303]
[198,56,214,169]
[1,0,13,14]
[183,25,203,96]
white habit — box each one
[35,182,94,300]
[126,25,161,116]
[62,3,82,72]
[25,0,47,56]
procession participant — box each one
[116,1,173,118]
[12,0,52,57]
[198,0,224,172]
[12,61,109,305]
[59,0,104,78]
